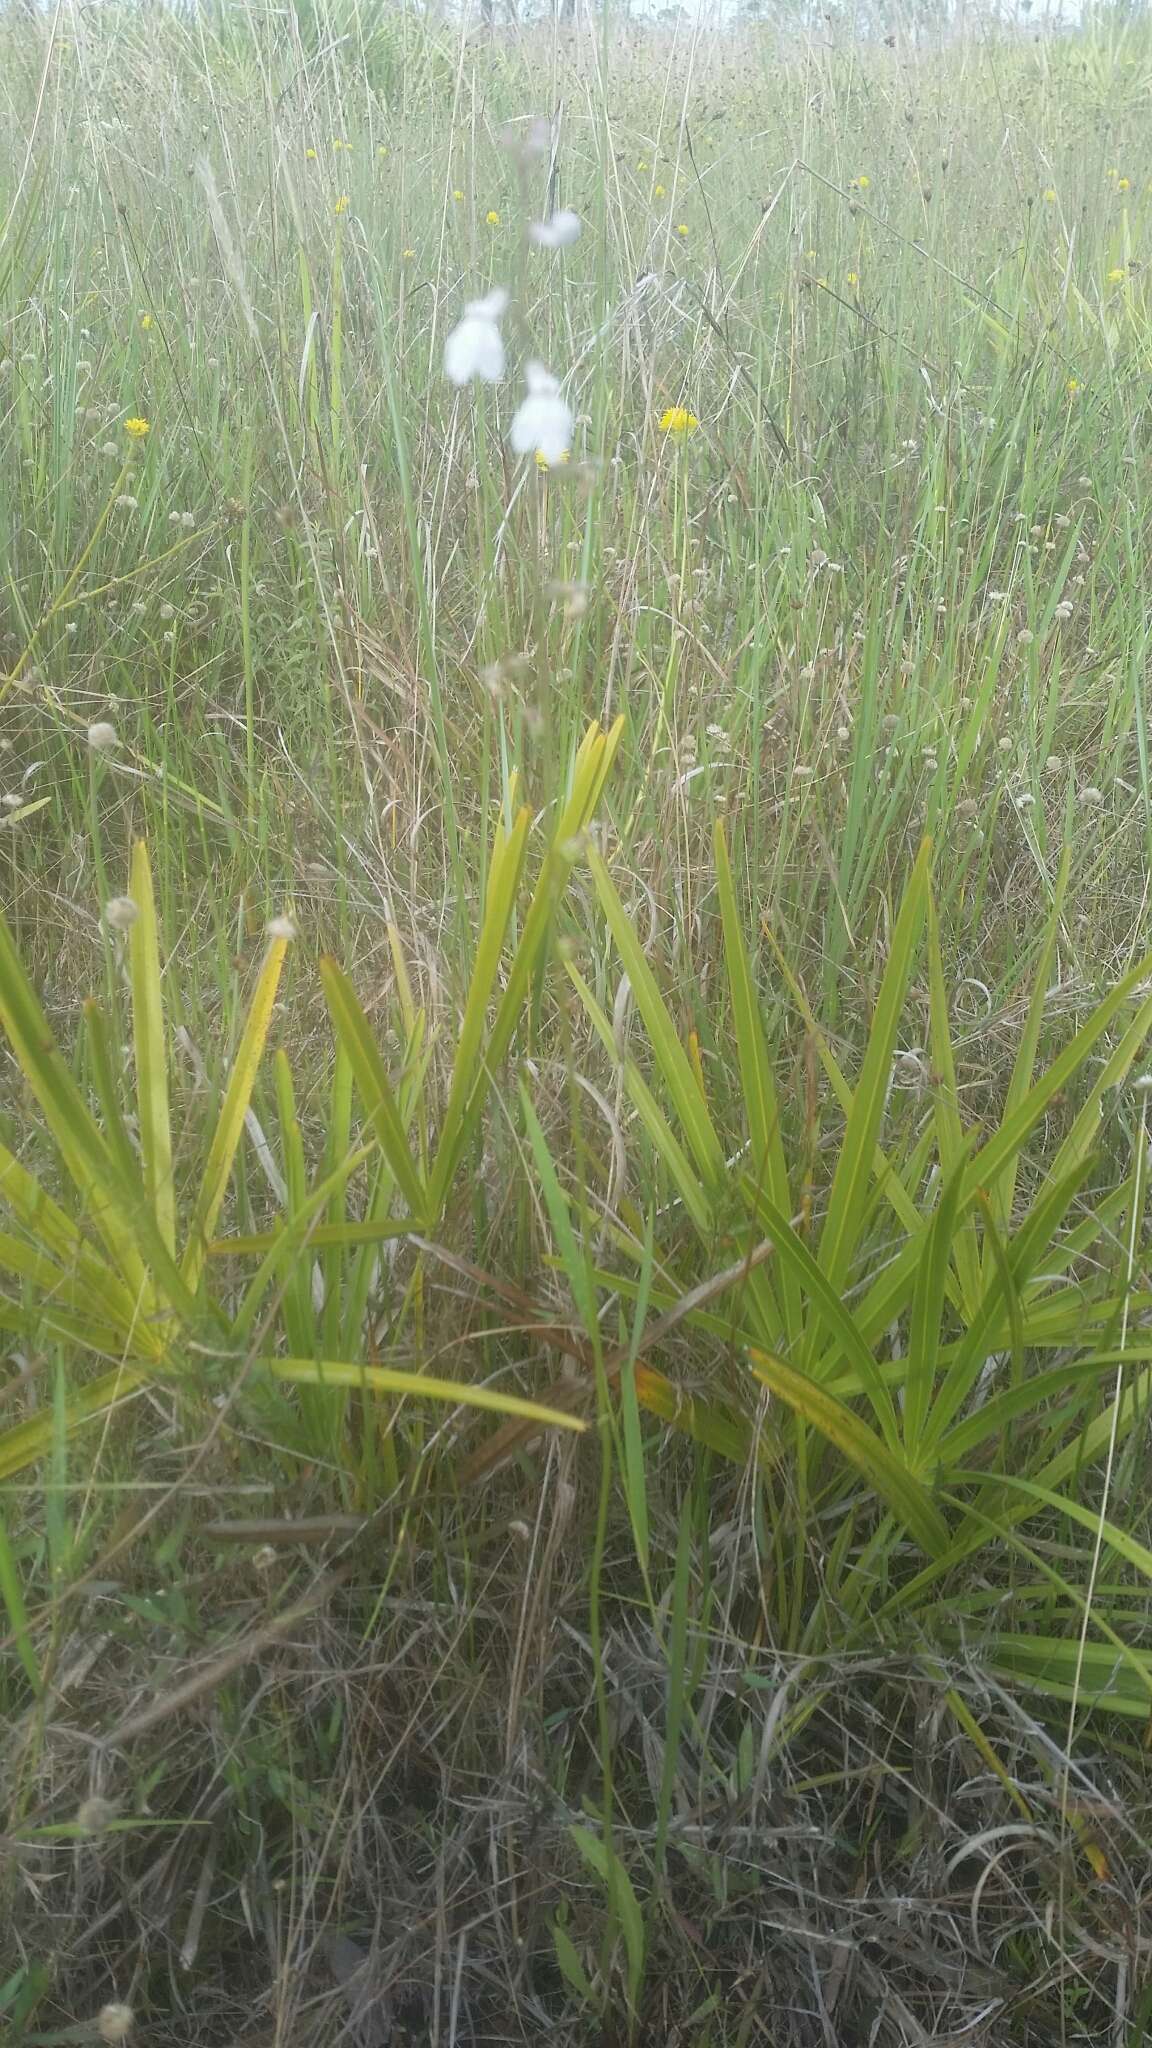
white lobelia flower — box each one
[530,209,582,249]
[443,287,508,387]
[509,361,573,467]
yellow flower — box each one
[1066,376,1081,395]
[139,313,153,331]
[401,247,415,261]
[1107,265,1127,282]
[654,183,666,198]
[486,209,501,226]
[124,416,150,438]
[1043,186,1056,201]
[846,271,859,286]
[333,138,348,152]
[675,221,689,237]
[1117,176,1131,191]
[334,194,350,215]
[804,248,817,262]
[637,158,650,172]
[453,188,464,201]
[659,405,699,438]
[377,145,389,159]
[536,448,570,468]
[1107,166,1119,177]
[306,147,317,161]
[851,173,870,189]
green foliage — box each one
[0,730,626,1477]
[4,12,1152,2032]
[553,822,1152,1713]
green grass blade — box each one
[587,845,725,1187]
[741,1178,901,1447]
[926,891,981,1314]
[817,839,931,1295]
[0,1365,151,1478]
[425,806,531,1216]
[904,1150,971,1458]
[181,929,293,1293]
[317,958,427,1222]
[981,840,1070,1258]
[714,821,797,1336]
[0,1499,40,1693]
[263,1357,588,1432]
[747,1345,949,1556]
[128,841,176,1257]
[565,959,715,1236]
[0,908,153,1301]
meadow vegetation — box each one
[3,2,1152,2039]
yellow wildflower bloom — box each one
[659,405,699,438]
[654,183,666,198]
[535,448,571,468]
[846,271,859,286]
[333,138,348,152]
[1066,377,1081,395]
[124,416,150,438]
[306,147,317,160]
[851,173,870,189]
[453,188,464,201]
[675,221,689,237]
[401,247,415,261]
[637,158,650,172]
[1117,176,1131,191]
[139,313,153,331]
[1107,265,1127,282]
[334,194,350,215]
[1043,186,1056,201]
[377,145,389,159]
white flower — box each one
[509,361,573,467]
[87,721,118,751]
[444,287,508,387]
[97,2008,134,2045]
[530,209,582,249]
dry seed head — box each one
[76,1794,119,1834]
[87,721,118,751]
[97,2007,133,2044]
[104,896,139,932]
[266,915,298,941]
